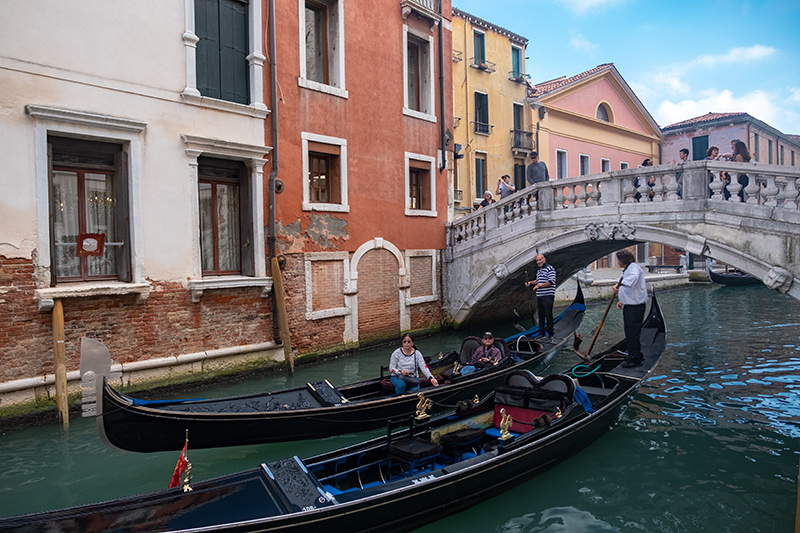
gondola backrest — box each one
[493,371,574,434]
[458,336,511,366]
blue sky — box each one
[452,0,800,134]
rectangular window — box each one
[195,0,249,104]
[404,29,433,117]
[780,145,784,165]
[514,159,526,191]
[754,133,760,161]
[302,133,348,212]
[405,154,436,216]
[474,92,489,134]
[511,46,522,78]
[792,150,795,166]
[475,153,487,195]
[556,150,567,179]
[691,135,708,160]
[49,137,130,284]
[513,103,523,130]
[768,139,773,164]
[473,31,485,65]
[305,1,328,84]
[601,158,610,172]
[621,161,629,170]
[198,157,252,276]
[579,154,590,175]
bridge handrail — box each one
[447,161,800,246]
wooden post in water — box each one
[52,299,69,427]
[271,256,294,375]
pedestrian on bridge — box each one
[525,254,556,342]
[526,151,549,186]
[613,250,647,368]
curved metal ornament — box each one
[415,393,433,420]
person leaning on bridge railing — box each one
[634,158,655,202]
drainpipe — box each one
[438,0,447,172]
[267,0,281,343]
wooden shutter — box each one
[195,0,221,99]
[238,165,254,276]
[114,151,132,282]
[220,0,249,104]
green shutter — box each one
[219,0,249,104]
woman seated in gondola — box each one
[389,333,439,395]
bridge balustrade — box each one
[447,161,800,247]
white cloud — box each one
[557,0,626,15]
[691,45,777,68]
[569,31,598,53]
[655,88,799,132]
[790,87,800,104]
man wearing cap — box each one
[471,332,503,368]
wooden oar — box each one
[574,288,617,360]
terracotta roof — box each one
[528,63,614,98]
[662,112,749,130]
[452,7,528,46]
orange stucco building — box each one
[266,0,454,354]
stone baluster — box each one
[527,191,538,212]
[726,174,743,202]
[709,172,725,200]
[636,177,652,203]
[762,174,780,207]
[555,186,566,209]
[576,183,588,207]
[512,198,522,220]
[623,177,637,203]
[651,174,665,202]
[565,185,577,209]
[744,173,760,204]
[665,172,680,201]
[781,177,798,209]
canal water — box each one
[0,283,798,531]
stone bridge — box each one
[444,160,800,327]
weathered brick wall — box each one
[0,256,273,383]
[356,248,400,343]
[410,300,441,331]
[311,259,344,311]
[409,255,433,298]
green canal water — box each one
[0,283,798,531]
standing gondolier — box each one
[525,254,556,342]
[613,249,648,368]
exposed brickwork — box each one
[0,256,273,383]
[311,260,344,311]
[410,300,441,331]
[409,255,433,298]
[356,249,400,343]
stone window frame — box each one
[404,249,438,306]
[298,0,348,99]
[302,132,349,213]
[403,25,436,123]
[404,152,437,217]
[304,251,352,321]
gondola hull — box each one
[86,289,586,453]
[707,265,761,286]
[0,293,666,533]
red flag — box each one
[168,440,189,488]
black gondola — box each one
[706,263,761,286]
[81,288,585,453]
[0,292,666,533]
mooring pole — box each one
[271,256,294,375]
[52,298,69,427]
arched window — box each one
[596,103,610,122]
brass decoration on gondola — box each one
[499,408,512,440]
[472,395,480,404]
[415,393,433,420]
[182,463,193,493]
[554,408,562,419]
[437,352,444,360]
[453,362,462,375]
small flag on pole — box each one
[168,439,189,488]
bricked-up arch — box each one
[351,238,408,344]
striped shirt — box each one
[536,263,556,297]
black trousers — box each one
[537,295,555,337]
[622,303,646,361]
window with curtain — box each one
[199,158,249,275]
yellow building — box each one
[452,8,530,216]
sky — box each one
[452,0,800,134]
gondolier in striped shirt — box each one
[525,254,557,342]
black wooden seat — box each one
[388,437,442,476]
[440,427,485,461]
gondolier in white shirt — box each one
[612,249,648,368]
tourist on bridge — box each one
[477,190,496,209]
[495,174,516,199]
[526,151,549,186]
[389,333,439,395]
[613,250,647,368]
[524,254,556,342]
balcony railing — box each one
[452,50,463,63]
[453,189,464,202]
[511,129,534,151]
[400,0,440,23]
[473,121,493,135]
[469,58,496,73]
[508,71,530,83]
